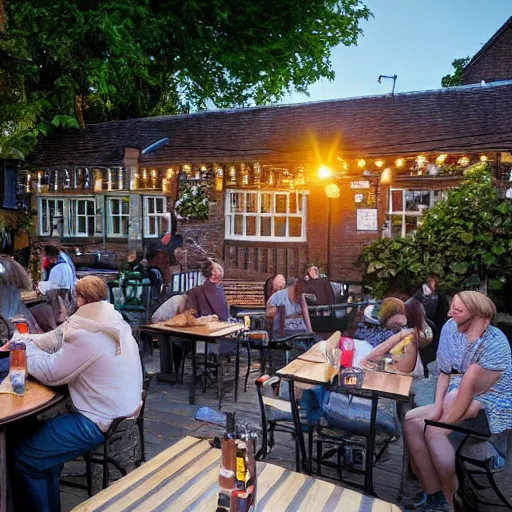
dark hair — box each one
[264,274,282,303]
[201,260,214,278]
[405,297,426,331]
[43,244,60,258]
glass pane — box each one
[289,217,302,237]
[261,194,272,213]
[234,215,243,235]
[390,216,402,237]
[148,199,155,214]
[246,193,257,213]
[260,217,271,237]
[57,200,64,215]
[246,216,256,236]
[156,198,164,213]
[391,190,403,212]
[77,201,85,215]
[78,217,86,233]
[289,193,298,214]
[275,217,286,236]
[276,194,287,214]
[111,200,119,215]
[122,198,130,214]
[149,217,156,235]
[121,218,129,236]
[88,215,95,235]
[432,190,447,205]
[231,193,244,213]
[405,190,429,212]
[113,217,120,234]
[87,201,95,215]
[405,215,420,236]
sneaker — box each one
[403,491,427,509]
[417,491,450,512]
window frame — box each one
[143,195,171,238]
[224,189,308,242]
[69,197,97,237]
[106,196,130,238]
[388,188,447,237]
[38,197,65,236]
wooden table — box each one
[276,360,413,496]
[140,322,244,404]
[0,381,65,512]
[72,436,401,512]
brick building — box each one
[463,16,512,85]
[24,79,512,282]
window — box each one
[388,189,447,237]
[107,197,130,237]
[69,198,96,237]
[225,190,307,241]
[39,198,65,236]
[144,196,170,237]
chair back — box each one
[170,271,204,294]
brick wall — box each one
[464,25,512,84]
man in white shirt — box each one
[38,244,75,295]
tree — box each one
[441,57,470,87]
[0,0,371,158]
[360,162,512,297]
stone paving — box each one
[59,352,511,511]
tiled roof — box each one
[29,81,512,167]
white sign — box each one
[350,180,370,189]
[357,208,378,231]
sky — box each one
[285,0,511,104]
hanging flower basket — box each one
[175,185,209,221]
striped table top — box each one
[72,436,400,512]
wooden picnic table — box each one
[72,436,401,511]
[0,381,65,512]
[276,359,413,496]
[140,322,244,404]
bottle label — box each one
[236,456,246,484]
[219,467,235,479]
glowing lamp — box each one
[395,158,405,168]
[357,159,366,169]
[480,155,489,162]
[458,155,470,167]
[436,154,448,165]
[416,155,427,166]
[375,159,385,168]
[318,165,333,179]
[381,168,393,185]
[325,183,340,198]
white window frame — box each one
[69,197,97,237]
[38,197,65,236]
[106,197,130,237]
[388,189,447,237]
[143,196,171,238]
[224,189,308,242]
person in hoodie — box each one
[9,275,143,511]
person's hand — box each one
[0,341,12,352]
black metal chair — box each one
[425,413,512,511]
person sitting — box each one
[266,278,316,341]
[403,291,512,511]
[8,276,143,511]
[263,273,286,304]
[185,260,228,320]
[38,244,76,295]
[303,264,336,305]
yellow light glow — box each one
[416,155,427,165]
[375,159,385,168]
[318,165,333,179]
[395,158,405,168]
[166,168,174,180]
[458,155,470,167]
[381,168,393,185]
[480,155,489,162]
[436,154,448,165]
[325,183,340,198]
[357,159,366,169]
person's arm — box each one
[26,331,102,386]
[364,328,415,361]
[30,325,64,353]
[442,364,501,423]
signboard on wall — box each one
[350,180,371,189]
[357,208,378,231]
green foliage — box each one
[441,57,470,87]
[1,0,371,157]
[360,162,512,297]
[175,185,209,221]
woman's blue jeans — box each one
[13,412,104,512]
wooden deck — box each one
[60,351,512,511]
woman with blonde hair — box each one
[8,275,143,511]
[403,291,512,511]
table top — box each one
[141,322,244,339]
[72,436,400,512]
[277,360,413,399]
[0,381,64,426]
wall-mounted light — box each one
[375,159,385,168]
[479,155,489,162]
[395,158,405,168]
[458,155,470,167]
[357,159,366,169]
[318,165,333,179]
[416,155,427,166]
[436,154,448,165]
[381,168,393,185]
[325,183,340,198]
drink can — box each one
[10,369,26,396]
[244,316,251,330]
[340,337,355,368]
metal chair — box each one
[425,413,512,511]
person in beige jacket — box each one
[9,276,143,512]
